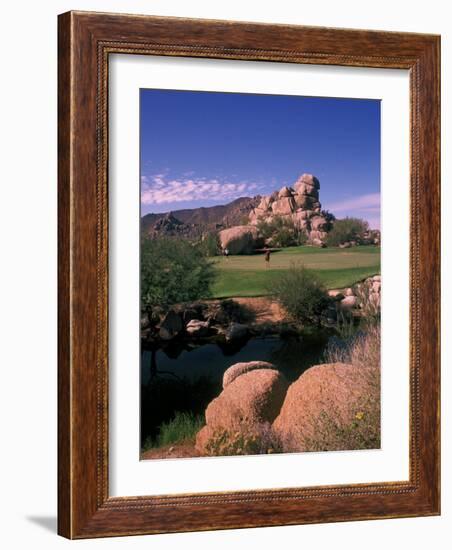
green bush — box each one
[269,264,329,325]
[141,236,215,309]
[157,411,204,447]
[325,217,369,247]
[257,216,307,247]
[150,411,205,449]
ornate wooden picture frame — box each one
[58,11,440,539]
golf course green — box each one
[211,245,381,298]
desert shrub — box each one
[299,399,380,452]
[320,209,336,231]
[205,421,283,457]
[257,216,306,247]
[269,264,329,325]
[334,309,358,339]
[325,217,369,247]
[325,323,380,370]
[141,236,215,309]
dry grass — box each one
[300,326,381,452]
[325,324,380,370]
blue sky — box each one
[140,89,381,228]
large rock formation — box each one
[249,173,329,245]
[218,225,264,255]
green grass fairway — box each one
[211,246,380,298]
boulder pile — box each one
[141,299,256,345]
[195,358,380,455]
[327,275,381,316]
[248,173,330,246]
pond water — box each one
[140,333,332,445]
[142,333,329,386]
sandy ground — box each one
[141,441,200,460]
[231,296,287,323]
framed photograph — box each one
[58,11,440,538]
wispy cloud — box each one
[326,193,380,213]
[141,173,263,205]
[325,192,380,229]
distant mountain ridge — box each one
[141,196,261,237]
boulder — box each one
[185,319,210,337]
[257,196,272,211]
[149,306,164,326]
[248,209,258,224]
[340,295,357,309]
[300,173,321,189]
[339,242,351,248]
[140,313,150,330]
[181,307,203,324]
[293,210,310,221]
[328,290,345,301]
[310,215,327,231]
[278,186,293,198]
[223,360,277,388]
[310,238,325,247]
[271,197,296,216]
[293,174,320,198]
[218,225,261,255]
[293,193,316,209]
[196,369,289,454]
[295,183,319,199]
[225,322,249,342]
[159,310,183,340]
[273,362,378,452]
[344,287,354,296]
[309,230,328,243]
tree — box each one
[269,264,329,325]
[325,217,369,247]
[141,237,215,310]
[320,209,336,232]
